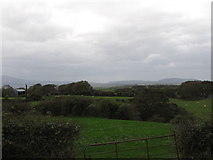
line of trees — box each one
[1,80,212,101]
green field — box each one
[71,117,175,158]
[170,98,211,120]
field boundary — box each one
[83,134,180,159]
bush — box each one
[133,89,187,122]
[36,98,66,116]
[27,94,43,101]
[2,100,30,115]
[70,97,92,116]
[97,100,119,119]
[36,96,93,116]
[3,115,80,158]
[115,104,133,120]
[172,115,213,158]
[82,104,100,117]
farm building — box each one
[16,88,26,96]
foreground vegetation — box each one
[2,101,80,158]
[2,80,212,158]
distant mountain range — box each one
[1,75,197,88]
[90,78,197,88]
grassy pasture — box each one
[43,95,133,105]
[0,97,25,100]
[170,98,211,120]
[71,117,175,158]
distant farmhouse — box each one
[16,88,26,96]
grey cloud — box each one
[2,0,211,82]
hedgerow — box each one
[3,114,80,158]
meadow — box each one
[71,117,175,158]
[170,98,211,120]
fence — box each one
[83,134,180,159]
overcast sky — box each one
[2,0,211,82]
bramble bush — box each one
[114,104,133,120]
[172,115,213,158]
[96,99,119,119]
[3,114,80,158]
[36,96,93,116]
[82,104,100,117]
[133,89,187,122]
[2,100,30,115]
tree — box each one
[178,81,212,100]
[42,84,57,95]
[2,85,18,97]
[58,81,93,95]
[133,89,185,122]
[72,81,93,95]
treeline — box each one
[33,88,187,123]
[1,81,93,99]
[113,81,212,100]
[1,80,212,100]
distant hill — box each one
[155,78,196,85]
[2,75,197,88]
[91,78,197,88]
[2,75,70,88]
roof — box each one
[16,89,25,92]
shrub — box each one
[172,115,213,158]
[97,100,119,119]
[82,104,100,117]
[27,94,43,101]
[70,97,92,116]
[133,89,187,122]
[2,100,30,115]
[36,96,92,116]
[3,115,80,158]
[36,98,66,116]
[115,104,133,120]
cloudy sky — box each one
[2,0,211,82]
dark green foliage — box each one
[115,104,133,120]
[71,96,93,116]
[58,84,70,95]
[172,115,213,158]
[28,84,58,98]
[2,100,30,115]
[161,88,177,98]
[27,94,43,101]
[82,104,100,117]
[178,81,212,100]
[36,98,66,116]
[114,88,136,97]
[2,85,18,97]
[36,96,92,116]
[28,83,44,96]
[3,115,80,158]
[58,81,93,95]
[42,84,58,95]
[97,99,119,119]
[133,89,186,122]
[93,90,115,96]
[72,81,93,95]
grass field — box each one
[170,98,211,120]
[71,117,176,158]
